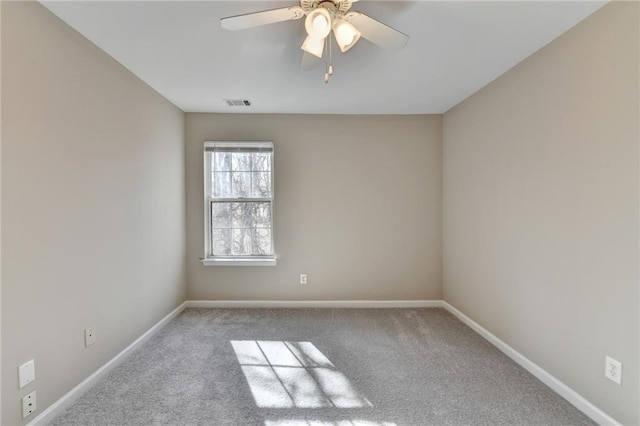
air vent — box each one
[224,99,252,107]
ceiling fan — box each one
[221,0,409,83]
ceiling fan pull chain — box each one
[324,35,330,83]
[328,30,334,76]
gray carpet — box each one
[50,308,594,426]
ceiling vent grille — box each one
[224,99,252,107]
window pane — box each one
[232,172,251,198]
[212,171,231,198]
[211,202,231,228]
[211,228,231,256]
[212,152,232,171]
[253,153,271,172]
[231,202,271,229]
[251,172,271,198]
[231,202,251,229]
[232,228,252,255]
[254,202,271,228]
[255,228,272,254]
[232,153,252,172]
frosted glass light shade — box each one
[305,8,331,38]
[333,19,361,53]
[301,35,325,58]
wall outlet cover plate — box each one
[22,390,37,419]
[604,356,622,385]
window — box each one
[202,141,275,266]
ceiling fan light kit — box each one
[301,35,325,58]
[220,0,409,83]
[305,8,332,38]
[333,19,361,53]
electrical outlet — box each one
[300,274,307,284]
[22,390,36,419]
[605,356,622,385]
[18,360,35,388]
[85,328,96,347]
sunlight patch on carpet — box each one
[264,420,398,426]
[232,340,372,409]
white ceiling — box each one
[40,1,606,114]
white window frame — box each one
[201,141,276,266]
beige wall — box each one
[1,3,186,425]
[443,2,639,424]
[0,2,3,423]
[186,114,442,301]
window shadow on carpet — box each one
[264,420,398,426]
[231,340,374,410]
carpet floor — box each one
[49,308,594,426]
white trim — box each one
[26,299,618,426]
[185,300,444,309]
[201,258,277,266]
[27,302,187,426]
[442,302,621,426]
[204,140,273,151]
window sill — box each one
[201,258,277,266]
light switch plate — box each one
[18,360,35,389]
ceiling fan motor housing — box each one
[301,0,353,15]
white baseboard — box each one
[28,299,617,426]
[185,299,444,309]
[28,302,187,425]
[442,302,620,426]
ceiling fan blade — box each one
[300,51,321,70]
[345,11,409,50]
[221,6,304,31]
